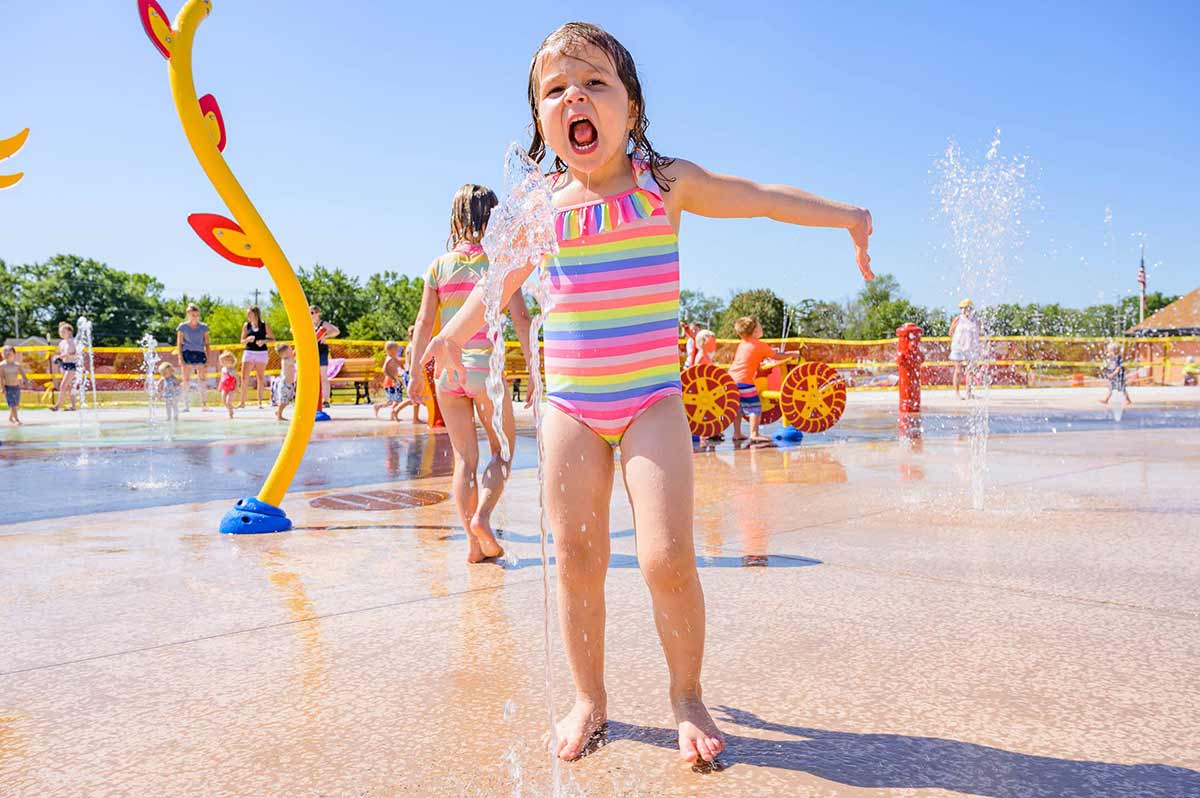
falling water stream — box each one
[479,145,563,795]
[140,334,160,429]
[73,316,100,463]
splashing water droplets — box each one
[933,131,1034,510]
[479,143,563,794]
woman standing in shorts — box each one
[176,303,211,411]
[238,306,274,408]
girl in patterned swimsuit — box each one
[424,23,874,764]
[410,184,535,564]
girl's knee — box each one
[641,547,698,594]
[556,538,609,586]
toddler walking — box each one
[158,361,181,422]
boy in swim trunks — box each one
[1,345,30,425]
[729,316,782,446]
[373,341,405,420]
[272,343,297,421]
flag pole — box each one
[1138,243,1147,324]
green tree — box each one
[205,303,251,345]
[294,264,369,331]
[263,298,293,341]
[680,289,725,329]
[19,254,168,345]
[788,298,848,339]
[347,272,425,340]
[719,289,787,338]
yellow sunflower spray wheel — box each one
[682,364,740,439]
[757,389,783,425]
[779,361,847,433]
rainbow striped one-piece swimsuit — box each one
[426,243,494,397]
[543,158,682,445]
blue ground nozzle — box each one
[774,425,803,443]
[315,410,331,422]
[219,497,292,534]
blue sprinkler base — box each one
[219,497,292,535]
[774,425,804,443]
[315,410,332,422]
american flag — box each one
[1137,246,1146,288]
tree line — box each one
[0,254,1179,346]
[684,276,1179,340]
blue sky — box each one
[2,1,1196,314]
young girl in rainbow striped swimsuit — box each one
[410,184,534,564]
[424,23,874,764]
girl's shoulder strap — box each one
[632,154,664,200]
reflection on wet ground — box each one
[796,405,1200,443]
[4,404,1197,525]
[0,431,539,524]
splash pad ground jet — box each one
[138,0,319,534]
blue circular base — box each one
[219,497,292,535]
[774,425,803,443]
[315,410,332,422]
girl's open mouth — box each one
[568,116,598,154]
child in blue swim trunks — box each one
[1,346,30,425]
[729,316,782,445]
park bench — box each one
[330,357,376,404]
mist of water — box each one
[933,131,1033,509]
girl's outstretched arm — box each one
[666,160,874,280]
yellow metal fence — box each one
[12,335,1200,402]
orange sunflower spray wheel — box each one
[779,361,847,433]
[681,364,740,438]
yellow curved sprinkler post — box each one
[139,0,319,534]
[0,127,30,189]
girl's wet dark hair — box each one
[448,183,499,249]
[527,22,674,192]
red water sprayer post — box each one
[896,323,924,439]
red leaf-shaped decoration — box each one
[138,0,174,60]
[198,94,227,152]
[188,213,264,268]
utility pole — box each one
[252,288,261,308]
[12,283,19,339]
[1137,244,1147,324]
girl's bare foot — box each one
[546,698,607,761]
[673,697,725,764]
[373,404,383,418]
[236,402,246,408]
[468,516,503,561]
[465,532,488,564]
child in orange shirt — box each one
[729,316,781,445]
